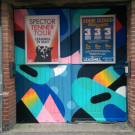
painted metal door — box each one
[14,6,127,123]
[71,7,127,122]
[71,65,126,121]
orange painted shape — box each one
[22,88,40,109]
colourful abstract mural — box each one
[14,7,127,123]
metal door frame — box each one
[0,25,3,132]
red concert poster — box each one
[25,15,60,64]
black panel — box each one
[17,100,38,123]
[116,45,126,63]
[109,74,126,91]
[20,65,38,77]
[14,31,25,49]
[72,108,95,121]
[61,29,80,57]
[105,6,127,26]
[78,65,110,79]
[91,93,111,104]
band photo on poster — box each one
[25,15,60,64]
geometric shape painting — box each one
[37,95,65,122]
[15,7,127,123]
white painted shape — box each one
[53,65,67,76]
[116,86,126,97]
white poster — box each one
[25,15,60,64]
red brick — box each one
[2,3,16,130]
[127,1,135,128]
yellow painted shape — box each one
[22,88,40,109]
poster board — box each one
[80,15,116,64]
[25,15,60,64]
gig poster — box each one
[80,15,116,64]
[25,15,60,64]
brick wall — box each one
[127,0,135,128]
[1,3,16,131]
[1,0,135,131]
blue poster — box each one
[80,15,116,64]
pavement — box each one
[0,122,135,135]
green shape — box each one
[29,99,43,118]
[73,9,110,28]
[16,65,51,84]
[15,46,25,65]
[15,46,51,84]
[72,77,126,121]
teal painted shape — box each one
[15,46,51,84]
[29,98,43,118]
[72,77,126,121]
[72,9,110,28]
[16,65,51,84]
[15,46,25,65]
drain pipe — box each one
[0,8,3,132]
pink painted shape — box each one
[45,95,65,122]
[71,51,80,64]
[37,104,56,123]
[60,56,71,64]
[14,9,28,30]
[60,51,80,64]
